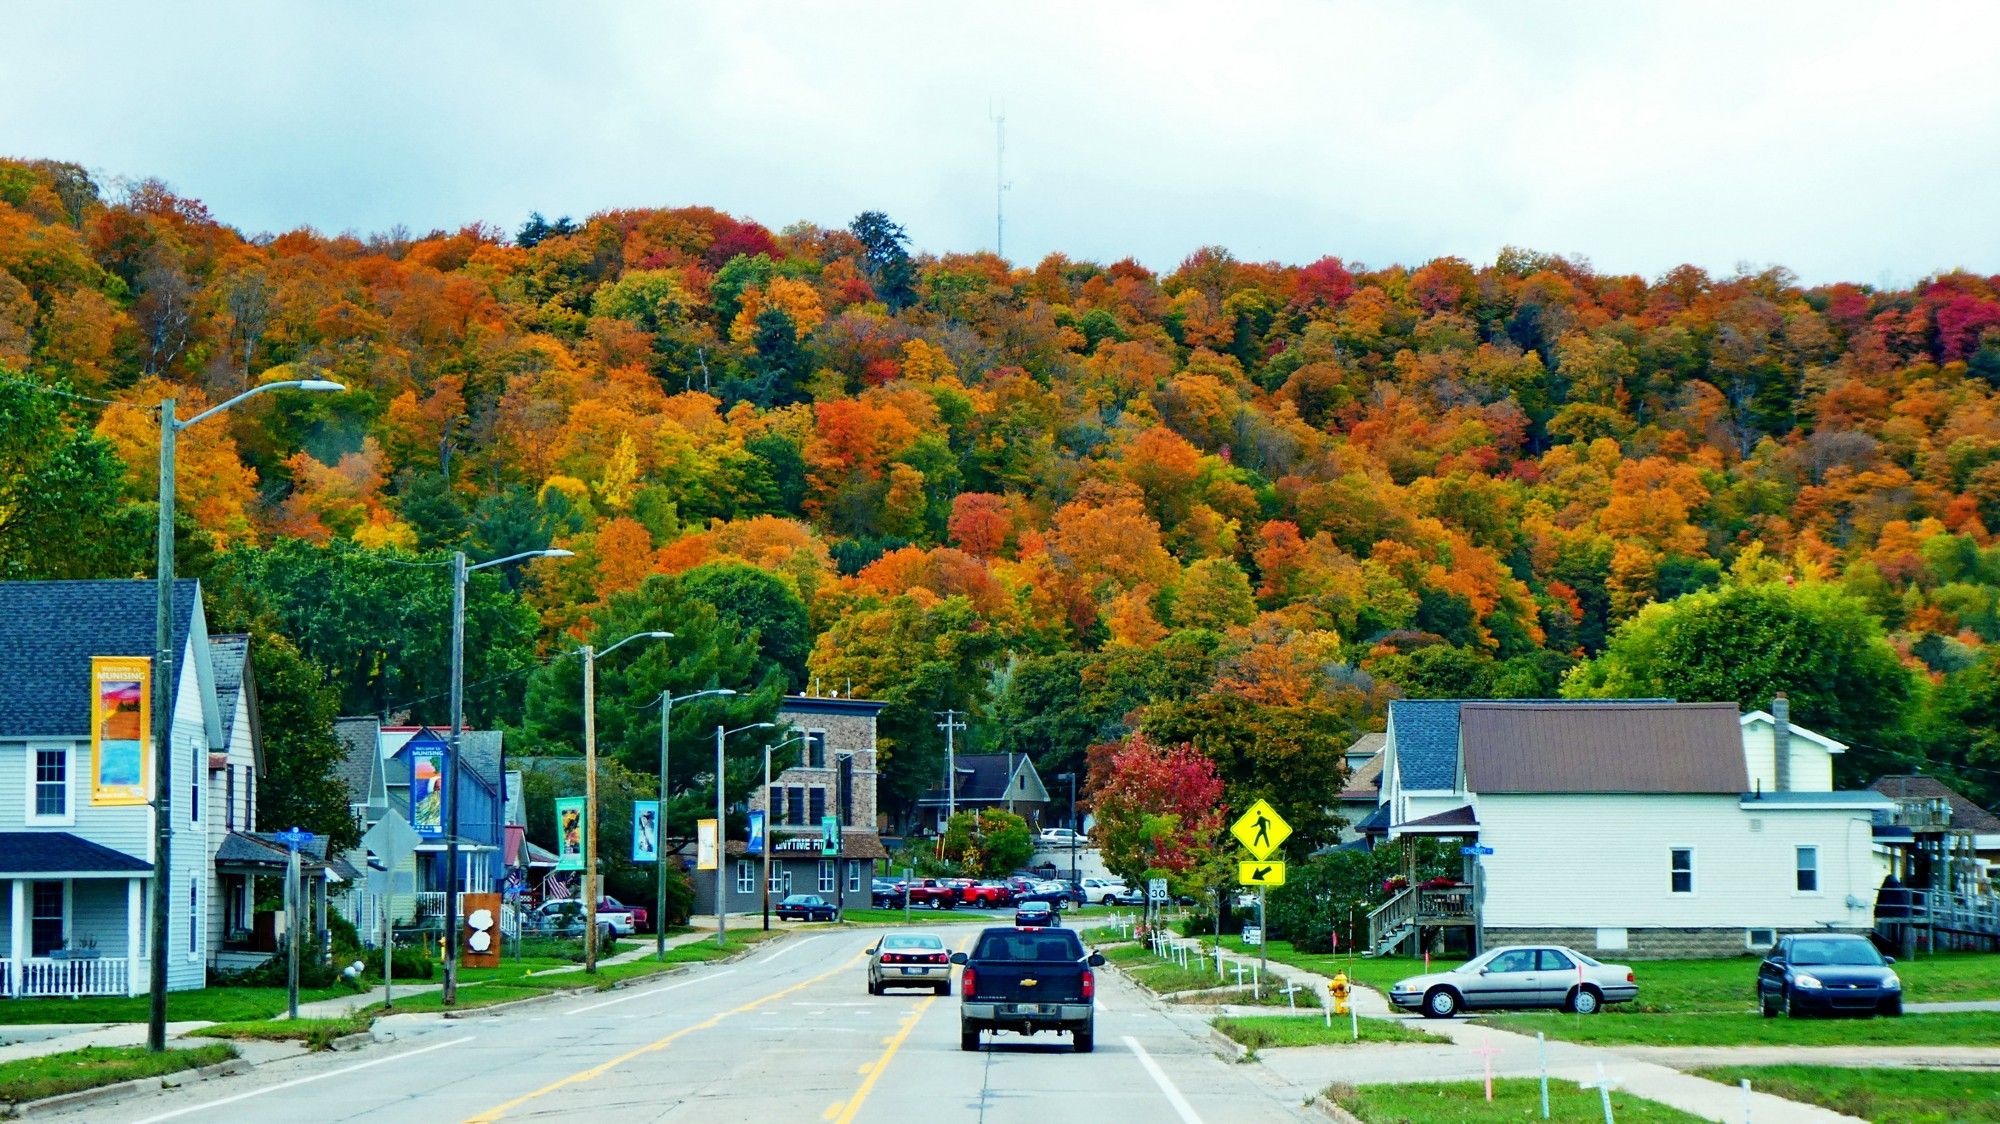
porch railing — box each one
[5,956,131,998]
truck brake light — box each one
[961,966,976,996]
[1081,968,1094,999]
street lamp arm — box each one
[592,630,673,659]
[468,547,574,572]
[175,378,346,430]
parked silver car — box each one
[866,932,953,995]
[1388,945,1637,1017]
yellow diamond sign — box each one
[1230,798,1290,860]
[1238,860,1286,887]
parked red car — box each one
[598,896,649,933]
[906,879,960,909]
[962,881,1015,908]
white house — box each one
[0,579,221,997]
[1368,696,1892,959]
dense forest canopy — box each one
[6,156,2000,832]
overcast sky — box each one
[5,2,1996,286]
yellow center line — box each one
[464,949,868,1123]
[828,933,974,1124]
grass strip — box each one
[184,1015,371,1051]
[1690,1065,2000,1124]
[1326,1078,1706,1122]
[1170,985,1324,1009]
[1483,1010,2000,1047]
[0,1044,238,1106]
[0,987,354,1025]
[1214,1015,1430,1048]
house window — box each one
[818,860,836,894]
[1670,848,1694,894]
[838,755,854,826]
[808,788,826,827]
[31,882,64,956]
[846,861,861,892]
[735,861,754,894]
[30,746,71,823]
[787,786,806,826]
[768,863,783,892]
[807,731,827,769]
[226,767,236,831]
[188,880,201,958]
[1795,846,1819,893]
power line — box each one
[0,372,137,410]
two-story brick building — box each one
[690,694,890,917]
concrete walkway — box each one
[1909,999,2000,1013]
[1154,934,1867,1123]
[1618,1044,2000,1070]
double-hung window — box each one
[1795,846,1819,893]
[29,745,72,824]
[31,882,65,955]
[735,861,754,894]
[188,880,201,958]
[818,860,836,894]
[1670,847,1694,894]
[846,861,861,892]
[806,731,827,769]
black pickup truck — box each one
[952,926,1106,1052]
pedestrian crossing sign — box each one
[1230,798,1290,860]
[1238,860,1287,887]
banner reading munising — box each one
[91,656,151,806]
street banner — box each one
[821,815,841,856]
[411,746,446,837]
[555,797,586,871]
[89,656,150,806]
[747,811,766,856]
[632,800,660,863]
[696,818,718,870]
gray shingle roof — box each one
[209,633,249,740]
[0,832,151,874]
[0,579,199,736]
[918,753,1029,805]
[333,716,381,807]
[215,830,330,868]
[1869,774,2000,833]
[1461,702,1749,794]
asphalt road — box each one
[57,928,1308,1124]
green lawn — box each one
[365,982,549,1015]
[1691,1065,2000,1123]
[0,1044,237,1106]
[1168,983,1325,1009]
[1484,1010,2000,1047]
[836,907,990,925]
[1203,934,1419,995]
[1214,1015,1433,1049]
[0,986,356,1025]
[185,1015,371,1050]
[1326,1078,1705,1123]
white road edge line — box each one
[128,1035,474,1124]
[755,934,822,964]
[571,970,738,1013]
[1124,1036,1202,1124]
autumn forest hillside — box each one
[6,156,2000,844]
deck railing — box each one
[4,956,131,998]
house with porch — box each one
[1365,696,1892,960]
[692,694,891,916]
[0,579,219,998]
[913,752,1052,833]
[381,726,504,923]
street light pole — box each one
[655,688,735,960]
[714,721,774,946]
[442,547,572,1006]
[761,733,808,931]
[149,378,344,1053]
[579,631,670,972]
[1056,771,1079,889]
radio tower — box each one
[992,108,1010,260]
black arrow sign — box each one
[1252,866,1272,881]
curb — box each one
[1309,1095,1367,1124]
[1206,1024,1251,1063]
[2,1058,247,1119]
[329,1031,376,1051]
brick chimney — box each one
[1772,693,1791,793]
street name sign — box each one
[1461,845,1494,856]
[1238,860,1287,887]
[1230,799,1290,860]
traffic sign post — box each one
[274,828,314,1020]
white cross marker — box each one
[1279,983,1303,1010]
[1580,1061,1623,1124]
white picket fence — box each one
[4,956,131,997]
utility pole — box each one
[936,710,967,825]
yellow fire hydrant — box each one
[1331,971,1351,1016]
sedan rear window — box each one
[882,935,942,950]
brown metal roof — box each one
[1461,702,1748,794]
[1340,751,1384,800]
[1869,775,2000,834]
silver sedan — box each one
[866,932,953,995]
[1388,945,1637,1017]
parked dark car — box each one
[1013,900,1059,928]
[1758,933,1902,1017]
[1012,882,1071,909]
[775,894,839,922]
[871,879,908,908]
[954,926,1105,1052]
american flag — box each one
[542,873,573,900]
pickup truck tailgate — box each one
[969,963,1086,1003]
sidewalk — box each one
[294,927,725,1018]
[1152,934,1863,1123]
